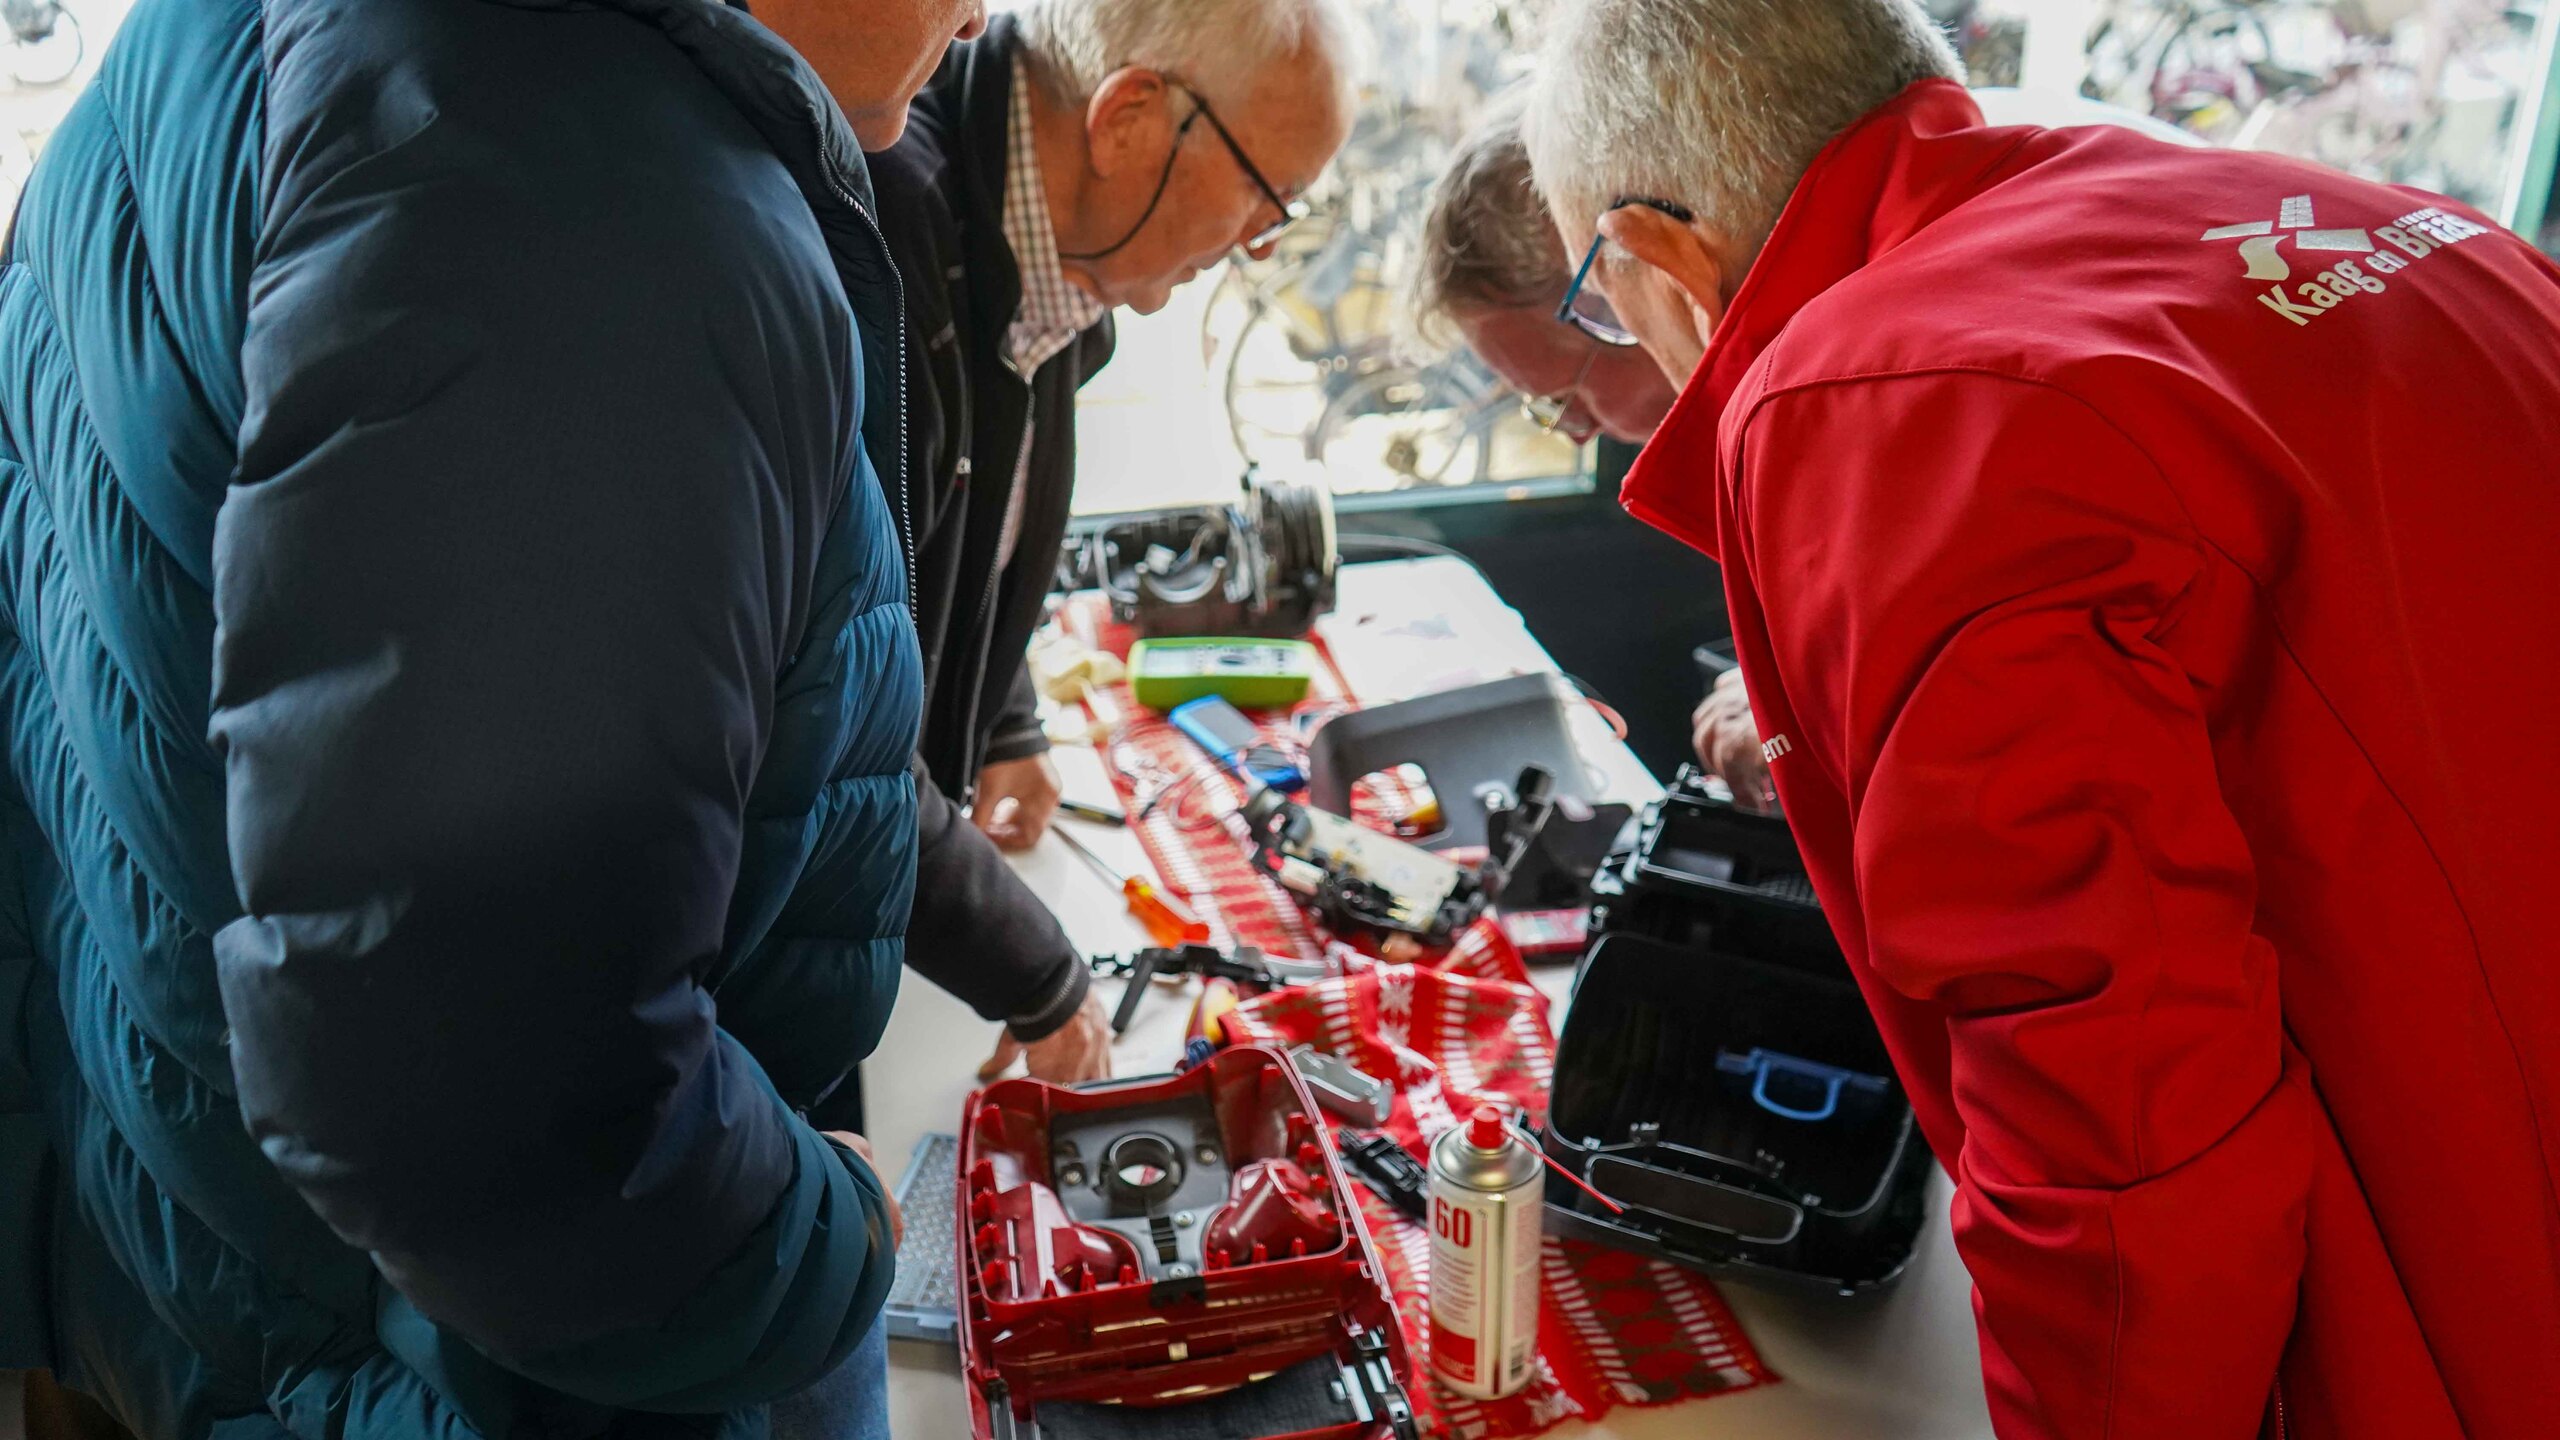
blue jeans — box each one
[768,1314,890,1440]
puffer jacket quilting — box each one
[0,0,924,1434]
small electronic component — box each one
[1333,1129,1430,1224]
[1240,789,1482,944]
[1497,907,1591,958]
[1128,638,1317,711]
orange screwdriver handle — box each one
[1124,879,1211,949]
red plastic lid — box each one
[1467,1104,1508,1150]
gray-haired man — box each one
[864,0,1356,1085]
[1412,84,2183,811]
[1526,2,2560,1438]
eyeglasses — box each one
[1557,196,1696,347]
[1178,84,1313,251]
[1060,77,1313,263]
[1521,340,1603,434]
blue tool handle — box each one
[1716,1047,1885,1124]
[1751,1065,1846,1123]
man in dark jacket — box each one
[0,0,981,1436]
[868,0,1355,1083]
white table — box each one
[865,558,1994,1440]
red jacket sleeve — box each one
[1740,373,2315,1439]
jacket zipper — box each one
[804,102,917,625]
[954,414,1030,805]
[970,416,1032,683]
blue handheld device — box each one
[1169,696,1305,793]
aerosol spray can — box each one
[1428,1104,1543,1399]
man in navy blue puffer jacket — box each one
[0,0,984,1434]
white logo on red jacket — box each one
[2201,194,2373,282]
[2202,196,2496,327]
[1761,734,1793,763]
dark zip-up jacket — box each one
[0,0,919,1432]
[867,17,1117,1043]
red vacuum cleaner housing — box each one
[957,1046,1417,1440]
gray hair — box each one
[1525,0,1959,253]
[1017,0,1360,114]
[1411,87,1568,351]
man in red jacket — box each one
[1524,2,2560,1436]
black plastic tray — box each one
[1542,929,1934,1298]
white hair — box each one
[1017,0,1360,115]
[1525,0,1960,252]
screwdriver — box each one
[1054,825,1211,949]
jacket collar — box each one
[1620,79,2021,558]
[910,14,1033,333]
[499,0,879,218]
[949,12,1026,215]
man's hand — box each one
[824,1131,904,1248]
[973,753,1063,852]
[1692,667,1776,813]
[978,990,1114,1085]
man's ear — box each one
[1598,205,1731,334]
[1082,68,1173,180]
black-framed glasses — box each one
[1177,83,1312,251]
[1557,196,1695,347]
[1059,76,1313,263]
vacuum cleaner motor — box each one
[1087,471,1339,639]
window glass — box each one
[1054,0,1571,517]
[6,0,2550,515]
[0,0,126,216]
[1074,0,2560,516]
[2038,0,2552,214]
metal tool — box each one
[1090,944,1327,1036]
[1427,1105,1545,1401]
[1054,826,1210,950]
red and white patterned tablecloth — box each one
[1056,600,1776,1438]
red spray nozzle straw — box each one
[1477,1104,1625,1216]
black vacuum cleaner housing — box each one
[1541,771,1936,1297]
